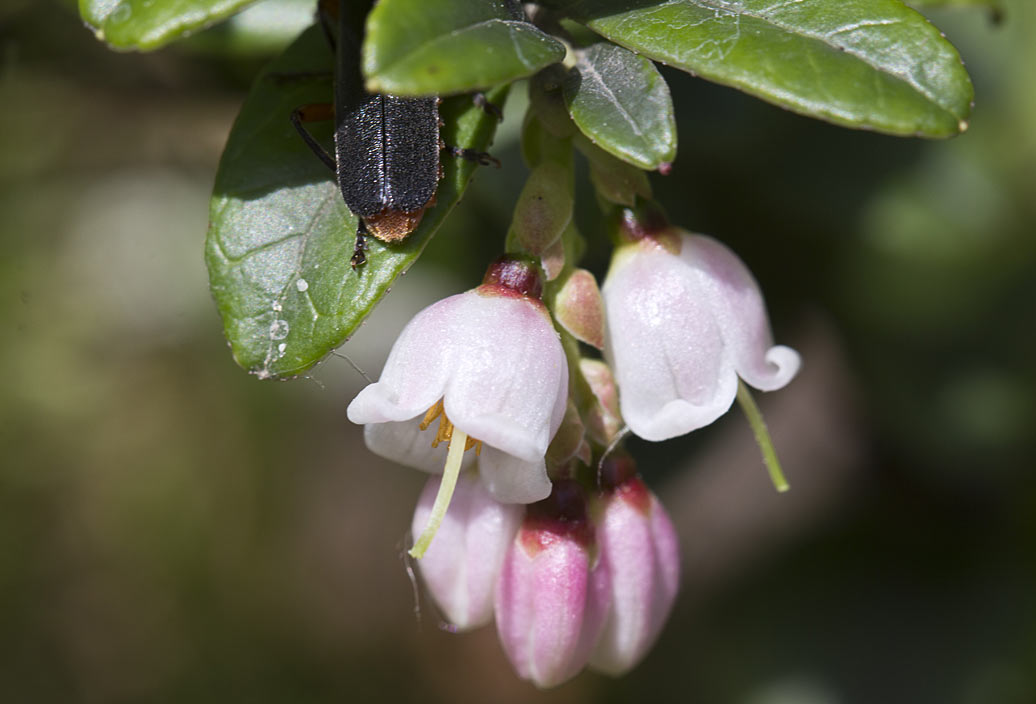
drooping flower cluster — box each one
[414,455,678,688]
[347,208,800,686]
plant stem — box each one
[736,381,790,493]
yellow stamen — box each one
[436,412,453,446]
[419,400,444,431]
[420,400,483,455]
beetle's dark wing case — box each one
[335,92,385,216]
[380,95,439,212]
[332,0,440,218]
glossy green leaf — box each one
[206,26,507,379]
[528,65,580,141]
[80,0,258,50]
[563,42,676,170]
[561,0,974,137]
[363,0,566,96]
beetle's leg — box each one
[291,103,337,173]
[317,0,338,50]
[444,144,501,169]
[471,92,504,121]
[351,220,369,270]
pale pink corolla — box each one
[589,454,679,676]
[411,471,522,631]
[494,480,611,688]
[347,261,569,504]
[602,230,800,441]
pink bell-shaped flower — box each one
[602,211,800,441]
[589,452,680,676]
[495,479,611,688]
[347,257,569,504]
[411,471,522,631]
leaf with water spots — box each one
[80,0,259,50]
[206,25,507,379]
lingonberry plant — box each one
[81,0,978,688]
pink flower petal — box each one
[363,418,475,474]
[590,484,680,675]
[478,446,552,505]
[495,535,609,688]
[603,244,738,441]
[683,235,801,391]
[443,293,568,461]
[412,472,522,631]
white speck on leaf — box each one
[269,319,290,340]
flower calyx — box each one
[479,255,545,301]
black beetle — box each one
[292,0,498,268]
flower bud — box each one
[540,236,566,281]
[412,471,522,631]
[589,453,680,676]
[495,480,611,688]
[509,161,573,256]
[581,139,652,207]
[579,359,623,446]
[553,268,605,350]
[545,399,587,467]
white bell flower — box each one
[603,230,800,442]
[347,258,569,506]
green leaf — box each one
[560,0,974,137]
[363,0,566,95]
[80,0,259,51]
[528,65,580,141]
[206,26,507,379]
[563,42,676,170]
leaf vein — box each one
[649,0,955,117]
[578,59,648,144]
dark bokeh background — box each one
[2,1,1034,702]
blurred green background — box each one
[2,1,1035,702]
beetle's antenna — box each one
[331,349,372,383]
